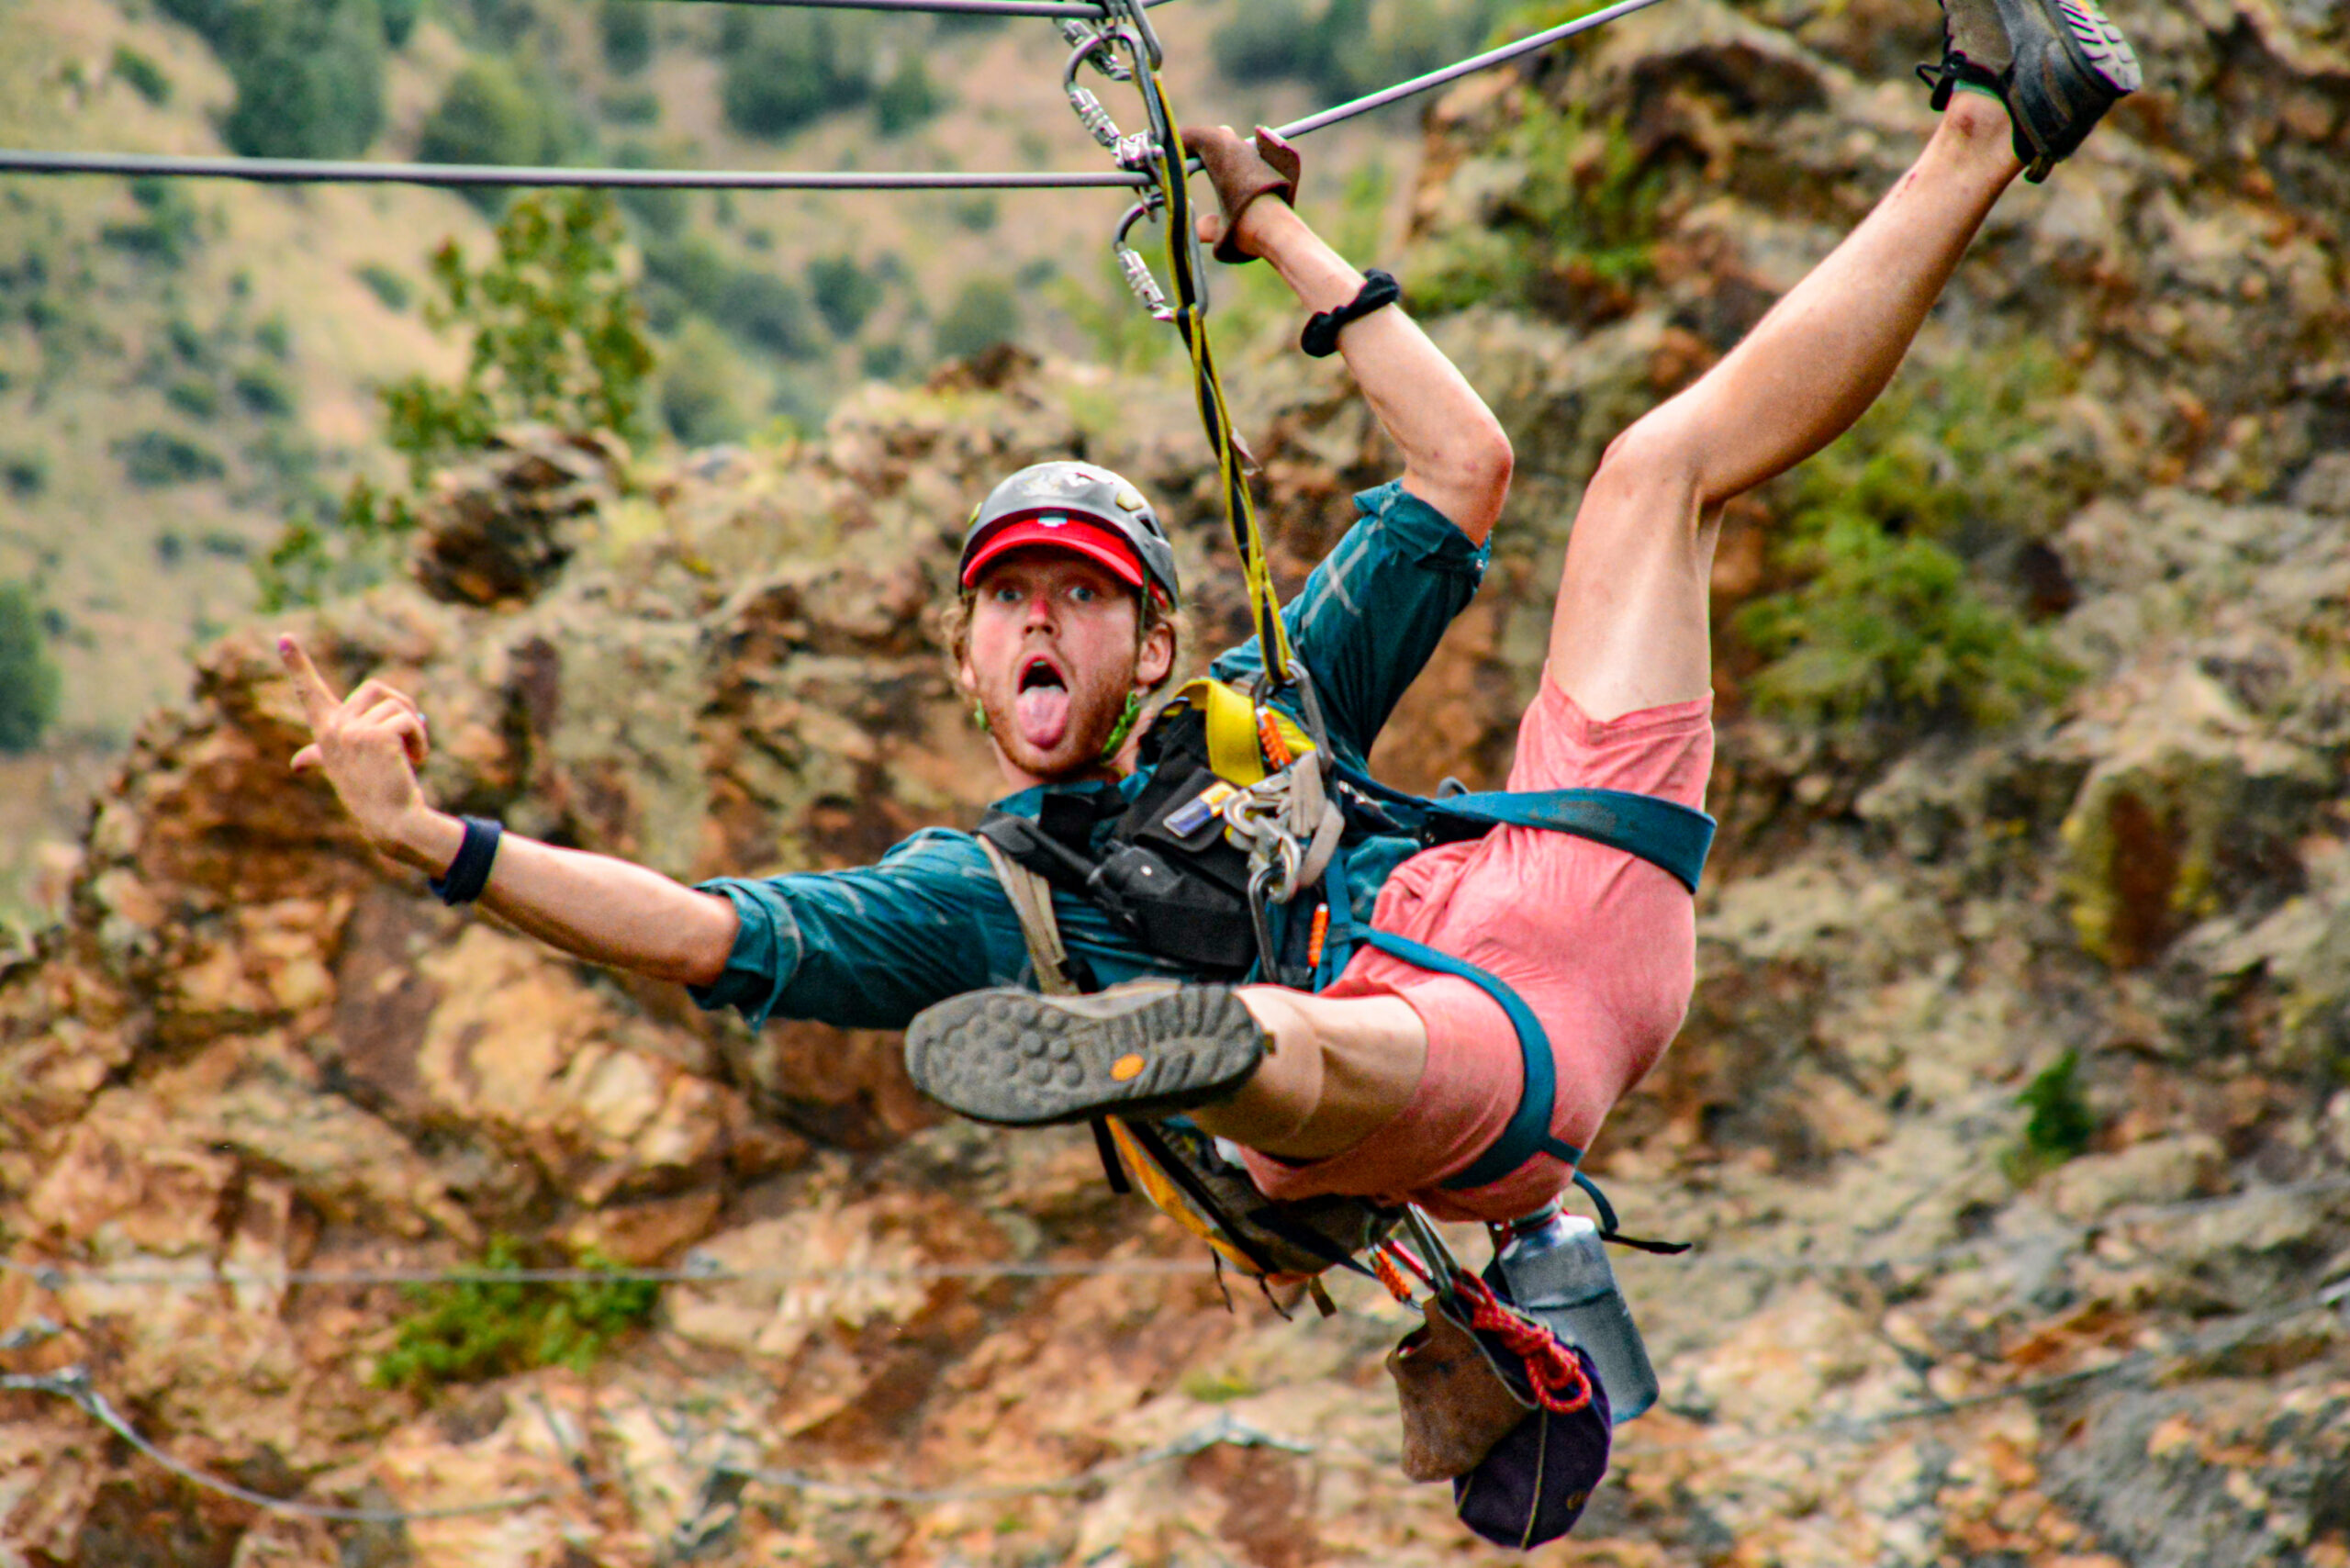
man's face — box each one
[959,547,1170,786]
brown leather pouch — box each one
[1386,1296,1534,1482]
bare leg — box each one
[1195,98,2027,1164]
[1551,92,2024,721]
[1194,989,1427,1159]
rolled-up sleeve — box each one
[688,829,1022,1031]
[1212,480,1489,766]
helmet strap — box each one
[1098,690,1145,761]
[971,700,991,734]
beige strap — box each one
[979,836,1080,996]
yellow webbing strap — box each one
[1101,1119,1273,1277]
[1167,678,1315,789]
[1136,64,1296,689]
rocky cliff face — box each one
[3,0,2348,1562]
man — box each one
[284,0,2137,1236]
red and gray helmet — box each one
[958,461,1181,610]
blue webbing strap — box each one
[1359,930,1583,1192]
[1423,788,1716,895]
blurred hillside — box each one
[0,0,2347,1562]
[0,0,1490,926]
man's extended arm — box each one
[1195,130,1513,543]
[278,635,737,987]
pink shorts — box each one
[1238,677,1713,1224]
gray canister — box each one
[1489,1204,1658,1426]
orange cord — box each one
[1306,903,1329,969]
[1257,707,1293,769]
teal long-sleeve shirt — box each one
[689,479,1490,1032]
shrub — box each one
[948,193,998,232]
[234,365,296,417]
[417,58,565,211]
[373,1238,660,1393]
[599,87,661,125]
[720,11,876,140]
[1211,0,1315,84]
[656,319,753,445]
[806,252,881,339]
[1731,347,2082,730]
[2000,1049,2095,1182]
[111,44,173,106]
[356,262,411,311]
[101,181,201,264]
[933,277,1019,361]
[219,0,388,161]
[598,0,654,73]
[2,452,46,498]
[166,377,221,419]
[873,54,945,136]
[610,141,688,238]
[380,0,420,47]
[1409,99,1660,318]
[115,429,225,486]
[0,583,62,755]
[379,190,655,483]
[712,270,820,360]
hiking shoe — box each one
[1918,0,2141,183]
[904,982,1268,1126]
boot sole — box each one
[904,986,1268,1127]
[2049,0,2141,95]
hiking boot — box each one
[904,982,1268,1126]
[1918,0,2141,183]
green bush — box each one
[356,262,411,311]
[380,0,420,47]
[101,181,201,264]
[0,583,62,755]
[2,451,47,498]
[1409,99,1660,318]
[379,190,655,483]
[720,11,876,140]
[115,429,225,486]
[873,54,945,136]
[656,319,753,445]
[111,44,173,106]
[806,252,882,338]
[1211,0,1315,84]
[1731,347,2082,730]
[934,277,1019,361]
[166,377,221,419]
[219,0,388,161]
[597,0,654,73]
[599,87,661,125]
[610,141,688,237]
[234,365,296,417]
[373,1238,660,1394]
[712,270,820,360]
[2000,1049,2096,1182]
[417,58,566,211]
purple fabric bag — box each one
[1450,1343,1612,1550]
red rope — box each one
[1450,1271,1594,1416]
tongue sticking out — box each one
[1014,683,1072,750]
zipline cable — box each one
[0,151,1147,190]
[0,0,1667,189]
[1269,0,1672,140]
[643,0,1181,14]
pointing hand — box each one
[278,633,436,853]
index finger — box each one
[275,633,342,725]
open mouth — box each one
[1013,655,1072,749]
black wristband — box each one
[1299,269,1402,358]
[428,817,503,906]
